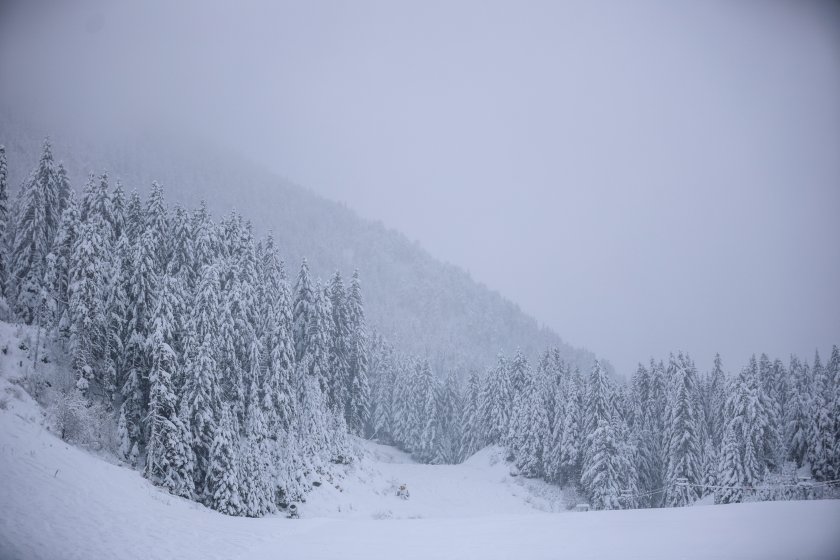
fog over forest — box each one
[1,0,837,377]
[1,2,840,560]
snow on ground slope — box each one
[302,441,565,519]
[2,324,840,559]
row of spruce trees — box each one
[0,140,837,514]
[0,140,371,516]
[367,337,839,510]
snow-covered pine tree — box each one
[168,205,194,289]
[99,280,123,399]
[291,354,330,476]
[120,229,160,445]
[612,401,640,509]
[505,350,529,442]
[433,373,462,464]
[808,350,835,481]
[255,233,283,324]
[543,381,564,483]
[509,370,549,478]
[144,181,170,270]
[79,173,96,222]
[292,258,314,359]
[292,260,333,397]
[0,145,7,297]
[367,334,393,441]
[580,360,625,510]
[727,357,766,495]
[327,271,350,415]
[663,353,702,507]
[206,405,242,515]
[459,370,485,460]
[181,264,223,498]
[263,292,296,435]
[390,356,416,450]
[124,189,144,244]
[700,436,718,498]
[345,270,370,436]
[557,368,584,487]
[419,360,442,462]
[105,233,132,393]
[715,420,744,504]
[9,139,63,323]
[538,350,565,438]
[773,358,790,436]
[480,355,512,445]
[632,362,666,507]
[273,417,309,503]
[82,173,114,241]
[127,228,160,344]
[304,282,333,396]
[110,180,126,241]
[758,353,784,471]
[630,363,651,432]
[828,345,840,480]
[43,190,80,337]
[226,219,261,404]
[245,332,265,429]
[239,373,276,517]
[785,355,810,466]
[506,363,529,463]
[117,403,132,461]
[67,221,107,393]
[144,274,194,499]
[217,290,245,426]
[507,350,528,392]
[705,354,727,447]
[55,162,70,214]
[191,201,216,278]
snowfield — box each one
[1,326,840,560]
[301,441,567,519]
[1,389,839,559]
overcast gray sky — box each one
[2,0,839,376]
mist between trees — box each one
[0,140,837,515]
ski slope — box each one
[1,326,840,559]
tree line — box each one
[0,140,369,516]
[0,140,837,515]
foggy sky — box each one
[1,0,839,376]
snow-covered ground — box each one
[302,441,566,519]
[2,324,840,560]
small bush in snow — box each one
[47,389,113,449]
[12,366,50,403]
[562,486,583,510]
[371,510,393,520]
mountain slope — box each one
[0,110,608,376]
[1,376,838,560]
[2,324,838,560]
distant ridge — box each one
[0,109,610,377]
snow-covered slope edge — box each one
[2,325,840,560]
[3,399,840,560]
[301,442,567,519]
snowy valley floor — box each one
[1,335,840,559]
[2,405,840,560]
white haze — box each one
[1,0,838,376]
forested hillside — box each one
[0,111,602,377]
[0,140,836,519]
